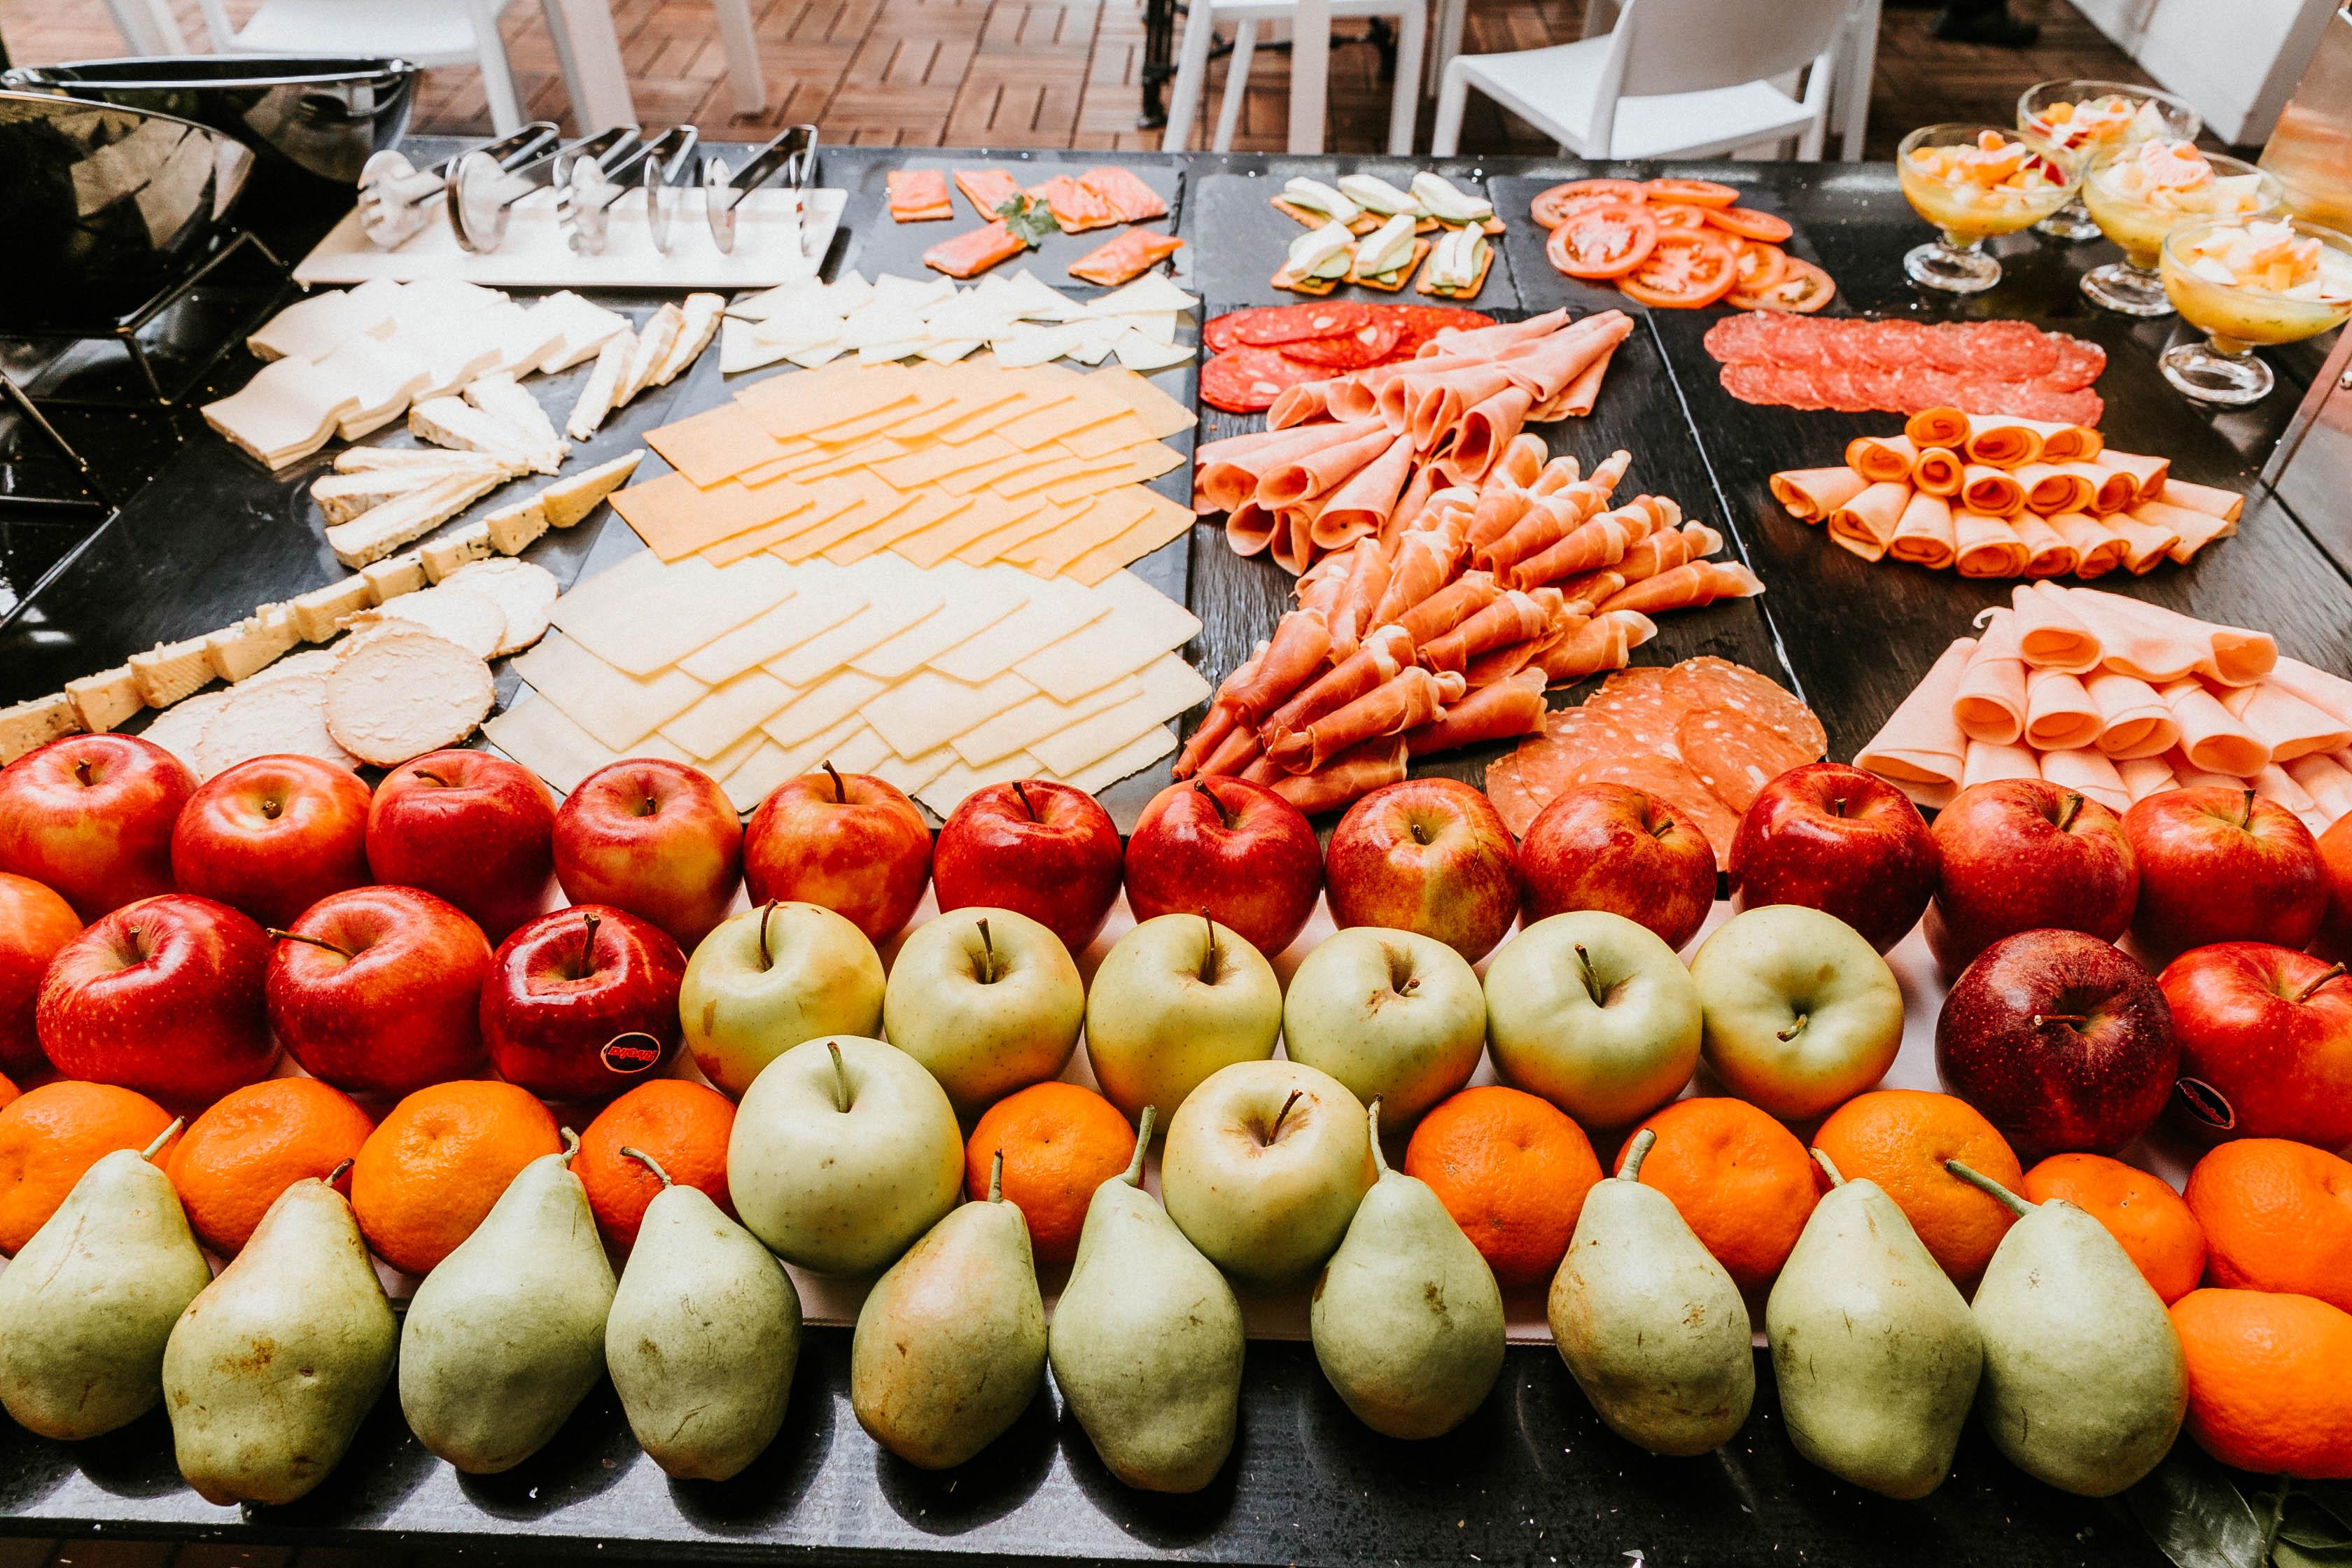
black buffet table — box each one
[1,144,2342,1566]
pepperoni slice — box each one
[1203,312,1245,354]
[1198,346,1323,413]
[1643,178,1740,208]
[1226,302,1376,346]
[1968,319,2061,379]
[1530,178,1649,227]
[1482,754,1544,837]
[1663,657,1827,755]
[1707,206,1793,243]
[1702,312,1776,363]
[1676,708,1817,813]
[1617,227,1740,309]
[1546,202,1659,279]
[1383,303,1495,356]
[1279,315,1404,368]
[2049,335,2107,391]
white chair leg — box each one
[1430,57,1470,156]
[1163,4,1217,152]
[1839,0,1878,160]
[536,0,638,131]
[1288,0,1329,152]
[470,0,526,133]
[1211,20,1258,153]
[1580,0,1618,37]
[713,0,770,116]
[1387,0,1425,155]
[1427,0,1462,96]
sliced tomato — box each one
[1746,256,1837,313]
[1643,178,1739,207]
[1617,227,1740,308]
[1530,178,1648,227]
[1730,238,1788,294]
[1545,202,1659,279]
[1647,202,1712,232]
[1707,204,1793,243]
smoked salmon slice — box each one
[1067,228,1186,286]
[922,221,1028,279]
[886,169,953,222]
[953,169,1023,218]
[1077,166,1169,223]
[1028,174,1123,232]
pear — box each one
[607,1147,802,1482]
[1766,1149,1982,1499]
[162,1171,396,1505]
[1048,1107,1244,1493]
[1946,1160,2186,1497]
[1549,1128,1754,1456]
[1310,1099,1503,1439]
[398,1133,616,1474]
[0,1123,210,1441]
[851,1151,1046,1469]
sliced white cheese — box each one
[323,467,508,568]
[133,689,231,769]
[551,552,793,675]
[1282,177,1360,224]
[619,304,685,407]
[312,458,500,525]
[530,290,634,374]
[462,374,566,472]
[1084,273,1199,316]
[514,630,708,750]
[760,671,890,749]
[1028,653,1207,776]
[864,668,1035,758]
[202,357,362,470]
[1014,570,1200,703]
[848,564,1029,679]
[870,743,958,797]
[651,293,725,387]
[950,671,1143,766]
[1058,720,1178,795]
[314,331,433,441]
[1336,174,1422,217]
[197,671,357,778]
[409,395,547,473]
[485,694,620,795]
[929,576,1107,683]
[566,329,636,442]
[346,584,506,660]
[659,669,797,761]
[677,582,863,686]
[324,630,496,766]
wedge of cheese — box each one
[325,467,509,568]
[484,495,550,555]
[566,330,636,442]
[335,446,515,474]
[542,449,643,528]
[463,374,567,472]
[0,694,82,762]
[290,577,376,642]
[312,457,503,525]
[130,636,216,708]
[530,291,633,374]
[651,293,726,388]
[64,667,143,734]
[619,304,685,407]
[205,603,302,682]
[409,396,550,475]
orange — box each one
[965,1082,1137,1269]
[2183,1138,2352,1314]
[1812,1089,2023,1289]
[576,1079,737,1252]
[0,1080,179,1254]
[1616,1098,1817,1293]
[2024,1153,2206,1305]
[2171,1288,2352,1479]
[166,1078,374,1255]
[1404,1086,1601,1288]
[0,1072,18,1113]
[350,1080,562,1275]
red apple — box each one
[1518,782,1714,951]
[267,886,492,1098]
[1926,779,2138,974]
[1728,762,1937,954]
[1326,778,1520,963]
[0,734,193,920]
[481,904,686,1102]
[2124,786,2325,959]
[365,750,556,943]
[2309,813,2352,957]
[36,893,278,1107]
[2159,941,2352,1150]
[743,765,931,945]
[1935,928,2177,1158]
[554,759,743,952]
[0,874,79,1077]
[1124,778,1322,955]
[171,755,373,930]
[934,780,1122,954]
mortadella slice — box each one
[1887,492,1956,570]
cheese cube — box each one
[362,552,428,603]
[130,637,216,708]
[65,666,143,733]
[421,522,496,582]
[1,694,83,762]
[291,578,376,642]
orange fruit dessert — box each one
[0,1080,179,1254]
[576,1079,738,1252]
[2171,1288,2352,1479]
[1618,1097,1818,1293]
[2183,1138,2352,1314]
[1404,1085,1602,1288]
[965,1082,1138,1269]
[2024,1152,2206,1304]
[166,1077,375,1254]
[1812,1088,2024,1289]
[350,1080,562,1275]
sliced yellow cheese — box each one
[678,573,871,685]
[551,552,794,676]
[484,694,620,795]
[659,669,799,761]
[1029,654,1208,776]
[760,670,891,749]
[864,668,1035,759]
[951,671,1144,766]
[513,631,708,751]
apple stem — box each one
[1198,913,1220,984]
[1811,1148,1845,1188]
[1013,779,1037,820]
[558,1127,580,1167]
[1617,1127,1656,1182]
[827,1040,851,1114]
[326,1159,354,1188]
[578,910,601,979]
[2241,788,2257,830]
[1266,1088,1303,1147]
[2033,1014,2089,1029]
[1574,944,1604,1007]
[1195,779,1235,831]
[267,928,353,960]
[987,1149,1004,1203]
[74,757,94,787]
[1124,1107,1156,1183]
[2054,790,2083,833]
[976,918,997,984]
[416,771,449,788]
[1828,794,1848,819]
[1945,1158,2033,1217]
[1777,1013,1809,1042]
[619,1146,673,1188]
[2295,963,2348,1004]
[262,797,283,822]
[141,1119,183,1163]
[757,899,780,970]
[1366,1098,1389,1178]
[824,760,846,804]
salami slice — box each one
[1280,316,1404,369]
[1566,752,1739,867]
[1198,346,1324,413]
[1662,657,1827,755]
[1482,754,1544,836]
[1385,304,1495,357]
[1204,312,1245,354]
[1676,707,1816,813]
[1968,319,2060,379]
[1923,323,1976,373]
[1227,302,1377,346]
[1581,668,1692,757]
[2049,335,2106,391]
[1702,313,1772,365]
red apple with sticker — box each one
[1728,762,1938,954]
[2123,786,2326,958]
[1124,777,1323,955]
[0,734,193,920]
[743,764,931,946]
[934,780,1123,954]
[171,755,374,930]
[266,885,492,1098]
[2159,941,2352,1150]
[481,904,686,1103]
[1325,778,1520,963]
[0,874,78,1077]
[1926,778,2137,974]
[1517,782,1714,951]
[365,750,556,943]
[554,758,743,951]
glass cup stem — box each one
[2034,194,2104,240]
[2082,255,2174,315]
[1905,231,2003,293]
[2160,331,2274,404]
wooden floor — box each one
[1,0,2157,158]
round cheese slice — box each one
[325,630,496,766]
[442,559,559,656]
[246,648,342,687]
[344,584,506,660]
[136,689,233,771]
[196,671,359,777]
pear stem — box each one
[141,1119,183,1161]
[1945,1158,2033,1217]
[1366,1098,1388,1178]
[976,918,996,985]
[620,1146,673,1187]
[988,1149,1004,1203]
[267,928,352,959]
[757,899,780,970]
[1778,1013,1809,1042]
[1618,1126,1656,1182]
[2296,963,2348,1004]
[1811,1148,1846,1188]
[558,1127,580,1167]
[1266,1088,1303,1146]
[1124,1107,1156,1184]
[326,1158,354,1187]
[1574,944,1604,1007]
[1198,913,1219,984]
[825,1039,855,1112]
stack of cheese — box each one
[720,270,1197,377]
[489,551,1205,816]
[1857,582,2352,834]
[615,357,1197,586]
[313,386,570,569]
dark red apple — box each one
[1729,762,1938,954]
[172,755,373,930]
[1124,778,1322,955]
[743,764,931,945]
[481,904,686,1102]
[0,734,193,919]
[1326,778,1519,962]
[36,893,278,1107]
[934,780,1122,954]
[554,758,743,952]
[0,873,78,1077]
[1518,782,1714,951]
[1926,778,2137,974]
[2124,786,2325,958]
[266,885,492,1098]
[1935,928,2177,1158]
[2159,941,2352,1150]
[365,750,556,943]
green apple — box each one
[680,900,886,1098]
[881,906,1084,1114]
[727,1034,963,1276]
[1161,1058,1374,1287]
[1281,927,1485,1124]
[1689,904,1905,1119]
[1085,914,1282,1126]
[1484,911,1700,1126]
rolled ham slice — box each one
[2012,513,2076,578]
[1268,736,1408,816]
[2094,449,2170,504]
[1845,433,1919,485]
[2024,666,2102,751]
[1888,492,1957,570]
[1226,498,1279,559]
[1912,447,1966,498]
[1311,431,1418,552]
[1906,407,1971,449]
[1267,379,1336,429]
[1494,312,1634,402]
[2118,754,2179,804]
[2085,671,2179,759]
[1959,465,2026,519]
[1221,609,1332,725]
[2160,748,2245,791]
[2017,463,2092,515]
[1856,636,1975,808]
[1195,422,1376,514]
[2220,681,2352,762]
[2253,762,2322,825]
[1954,610,2028,745]
[1396,570,1502,645]
[2266,658,2352,731]
[1267,666,1460,774]
[1258,422,1403,509]
[2137,499,2234,564]
[1963,738,2042,788]
[1418,589,1553,673]
[1541,342,1617,419]
[2068,462,2138,515]
[2038,748,2130,813]
[2101,511,2177,574]
[2061,590,2276,687]
[2159,478,2243,523]
[1441,385,1536,486]
[2160,677,2269,776]
[2045,512,2127,578]
[1266,623,1415,739]
[1592,560,1762,616]
[1423,310,1571,359]
[1828,482,1910,559]
[2008,416,2101,463]
[1493,435,1548,491]
[2286,752,2352,822]
[1408,668,1549,756]
[2011,580,2101,672]
[1954,510,2029,578]
[1962,415,2046,468]
[1770,466,1867,522]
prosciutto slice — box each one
[1267,666,1463,774]
[1219,609,1332,724]
[1326,538,1392,661]
[1368,522,1467,627]
[1396,570,1501,645]
[1194,423,1371,514]
[1418,589,1554,673]
[1592,561,1763,617]
[1257,421,1400,509]
[1265,624,1415,739]
[1408,668,1548,756]
[1268,737,1408,816]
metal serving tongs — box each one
[356,122,557,248]
[703,122,820,257]
[447,125,636,254]
[566,126,699,255]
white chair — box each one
[1164,0,1427,155]
[104,0,195,55]
[1430,0,1848,161]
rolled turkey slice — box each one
[1854,637,1975,808]
[324,631,496,766]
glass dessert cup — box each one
[2082,150,2282,316]
[2017,78,2199,240]
[2159,217,2352,405]
[1899,124,2079,294]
